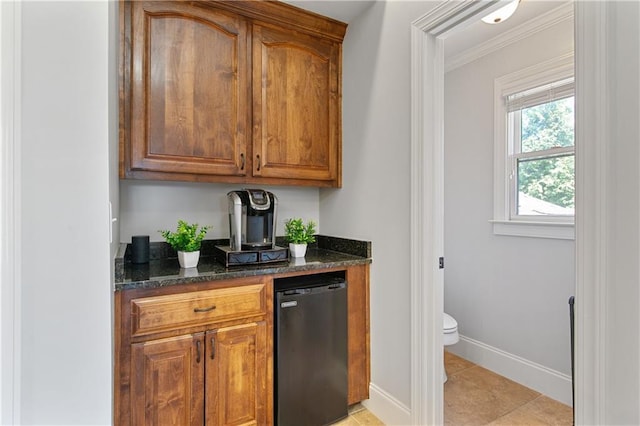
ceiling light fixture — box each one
[481,0,521,25]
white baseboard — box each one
[448,335,573,406]
[362,382,412,426]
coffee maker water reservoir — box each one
[228,189,277,251]
[215,189,288,266]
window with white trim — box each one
[492,54,575,239]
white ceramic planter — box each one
[289,243,307,258]
[178,250,200,268]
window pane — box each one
[517,155,575,216]
[521,97,574,153]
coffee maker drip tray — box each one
[214,245,289,267]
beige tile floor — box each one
[333,351,573,426]
[444,351,574,426]
[332,403,385,426]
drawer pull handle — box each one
[256,154,261,171]
[210,337,215,360]
[240,153,245,170]
[194,305,216,313]
[196,340,201,363]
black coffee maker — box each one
[228,189,277,251]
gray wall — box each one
[443,18,575,376]
[320,1,439,420]
[119,182,320,243]
[19,2,112,423]
[602,2,640,422]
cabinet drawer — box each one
[131,283,266,337]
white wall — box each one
[119,182,319,243]
[602,2,640,423]
[0,2,18,423]
[19,1,112,424]
[443,17,575,401]
[320,1,439,422]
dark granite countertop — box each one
[114,235,371,291]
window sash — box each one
[509,151,575,220]
[513,145,575,161]
[508,106,575,221]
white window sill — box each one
[490,219,575,240]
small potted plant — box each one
[159,220,211,268]
[284,218,316,258]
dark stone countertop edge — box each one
[114,257,371,291]
[114,235,372,292]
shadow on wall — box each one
[119,180,320,243]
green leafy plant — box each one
[159,220,211,252]
[284,218,317,244]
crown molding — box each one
[445,1,574,73]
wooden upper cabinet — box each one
[125,1,249,177]
[252,24,341,185]
[120,0,346,187]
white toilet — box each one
[443,312,459,383]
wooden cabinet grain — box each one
[114,266,369,424]
[120,0,346,187]
[131,334,205,426]
[130,324,268,426]
[252,24,341,183]
[124,1,249,178]
[346,265,370,404]
[115,276,272,426]
[206,323,268,426]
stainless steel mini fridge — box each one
[275,274,348,426]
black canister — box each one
[131,235,150,264]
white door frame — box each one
[1,1,22,424]
[410,1,606,424]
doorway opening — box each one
[409,1,605,424]
[441,2,575,422]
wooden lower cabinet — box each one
[346,265,370,404]
[115,268,369,425]
[131,334,205,426]
[206,323,267,426]
[116,276,272,425]
[130,323,267,426]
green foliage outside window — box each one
[518,97,575,209]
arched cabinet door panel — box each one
[127,1,248,177]
[252,24,341,185]
[120,0,345,186]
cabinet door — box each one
[252,24,341,185]
[205,322,268,426]
[131,334,205,426]
[128,2,249,177]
